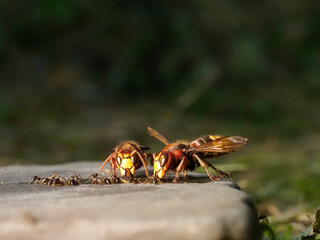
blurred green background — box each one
[0,0,320,237]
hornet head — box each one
[153,152,172,179]
[116,150,137,178]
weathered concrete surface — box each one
[0,161,261,240]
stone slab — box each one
[0,161,261,240]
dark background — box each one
[0,0,320,235]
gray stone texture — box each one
[0,161,261,240]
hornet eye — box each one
[131,155,136,165]
[160,155,168,167]
[117,156,121,165]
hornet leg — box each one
[193,154,221,181]
[99,152,117,173]
[136,151,151,178]
[203,159,232,180]
[109,158,120,182]
[173,156,188,183]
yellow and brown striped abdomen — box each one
[190,135,225,158]
[190,135,222,147]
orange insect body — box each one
[148,127,247,182]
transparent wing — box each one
[147,127,170,145]
[187,136,247,153]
